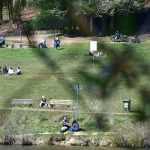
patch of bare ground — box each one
[5,35,90,47]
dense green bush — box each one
[31,14,66,30]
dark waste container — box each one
[123,99,131,112]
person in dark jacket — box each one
[114,31,120,39]
[0,37,5,48]
[3,66,8,74]
[54,36,60,49]
[69,119,80,132]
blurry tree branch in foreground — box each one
[79,42,150,120]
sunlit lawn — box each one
[0,42,149,113]
[0,41,149,133]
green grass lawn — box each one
[0,41,149,133]
[0,42,149,111]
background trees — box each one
[0,0,149,34]
[81,0,146,34]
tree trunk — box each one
[18,16,34,47]
[90,16,93,33]
[0,3,3,22]
[101,16,107,35]
[8,1,13,22]
[110,16,114,34]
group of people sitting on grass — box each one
[60,116,81,133]
[38,36,60,49]
[0,66,22,75]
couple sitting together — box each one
[60,116,80,133]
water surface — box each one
[0,145,139,150]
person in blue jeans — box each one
[69,119,80,132]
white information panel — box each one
[90,41,97,53]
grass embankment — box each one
[0,41,149,133]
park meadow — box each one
[0,40,149,134]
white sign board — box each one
[90,41,97,53]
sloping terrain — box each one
[0,8,37,37]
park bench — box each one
[110,35,129,42]
[11,99,33,107]
[129,35,140,43]
[49,99,73,109]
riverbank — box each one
[0,42,149,148]
[0,132,150,148]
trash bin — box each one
[123,99,131,112]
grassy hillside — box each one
[0,41,149,134]
[0,42,149,111]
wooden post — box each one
[110,16,114,34]
[101,16,107,35]
[90,16,93,33]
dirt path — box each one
[5,35,91,47]
[0,107,136,115]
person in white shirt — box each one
[38,39,47,48]
[39,96,48,107]
[8,67,14,75]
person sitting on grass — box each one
[69,119,80,132]
[60,116,70,133]
[114,30,120,39]
[54,36,60,49]
[38,39,47,48]
[0,37,5,48]
[39,95,48,107]
[15,67,22,75]
[3,66,8,74]
[7,67,14,75]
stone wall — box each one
[0,132,149,148]
[34,30,62,35]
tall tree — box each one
[81,0,145,34]
[12,0,27,18]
